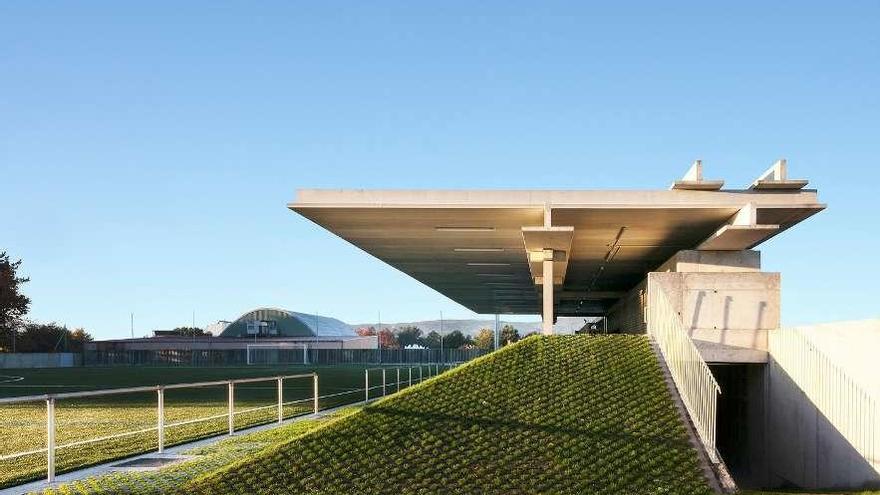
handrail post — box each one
[157,387,165,453]
[382,368,387,396]
[396,368,400,392]
[227,381,234,435]
[312,373,319,414]
[419,366,423,383]
[364,369,369,403]
[46,397,56,483]
[277,377,283,424]
[408,367,412,387]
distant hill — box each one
[351,316,597,336]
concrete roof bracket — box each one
[522,226,574,285]
[749,159,809,190]
[698,202,781,250]
[671,160,725,191]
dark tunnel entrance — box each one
[710,363,767,489]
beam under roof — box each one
[290,182,824,316]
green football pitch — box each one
[0,364,435,489]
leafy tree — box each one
[443,330,467,350]
[377,327,398,349]
[0,251,30,352]
[422,330,441,349]
[522,331,540,339]
[473,328,494,350]
[395,325,423,348]
[16,323,93,353]
[356,326,377,337]
[499,324,520,346]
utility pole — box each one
[494,314,499,351]
[130,313,134,339]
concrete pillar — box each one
[542,258,553,335]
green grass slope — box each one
[186,335,713,495]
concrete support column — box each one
[542,257,554,335]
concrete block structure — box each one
[289,160,880,491]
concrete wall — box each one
[765,356,880,490]
[610,250,777,362]
[794,319,880,397]
[760,321,880,490]
[656,250,761,273]
[670,272,778,363]
[713,321,880,490]
[605,279,646,334]
[0,353,82,368]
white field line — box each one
[0,375,24,384]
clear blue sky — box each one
[2,1,878,339]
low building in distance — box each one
[86,307,377,354]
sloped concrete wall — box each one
[765,356,880,490]
[762,321,880,490]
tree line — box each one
[0,251,93,353]
[356,323,530,350]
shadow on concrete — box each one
[714,360,879,491]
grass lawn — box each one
[33,407,361,495]
[179,335,713,495]
[0,364,437,488]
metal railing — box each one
[646,277,721,463]
[0,373,317,483]
[0,363,462,485]
[83,348,486,367]
[769,327,879,469]
[363,363,460,402]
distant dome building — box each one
[85,307,375,362]
[219,308,356,338]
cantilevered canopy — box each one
[289,163,824,317]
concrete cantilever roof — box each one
[288,169,824,317]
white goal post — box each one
[246,343,309,365]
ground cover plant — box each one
[180,335,713,495]
[32,406,359,495]
[0,365,434,488]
